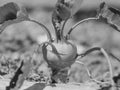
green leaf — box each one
[53,0,83,21]
[0,2,29,34]
[52,0,83,41]
[0,2,19,24]
[98,2,120,32]
[67,0,83,16]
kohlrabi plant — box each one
[41,1,120,84]
[0,0,120,90]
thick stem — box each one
[61,19,69,42]
[52,10,69,42]
[52,15,60,42]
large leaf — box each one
[0,2,19,24]
[0,2,29,34]
[53,0,83,21]
[52,0,83,39]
